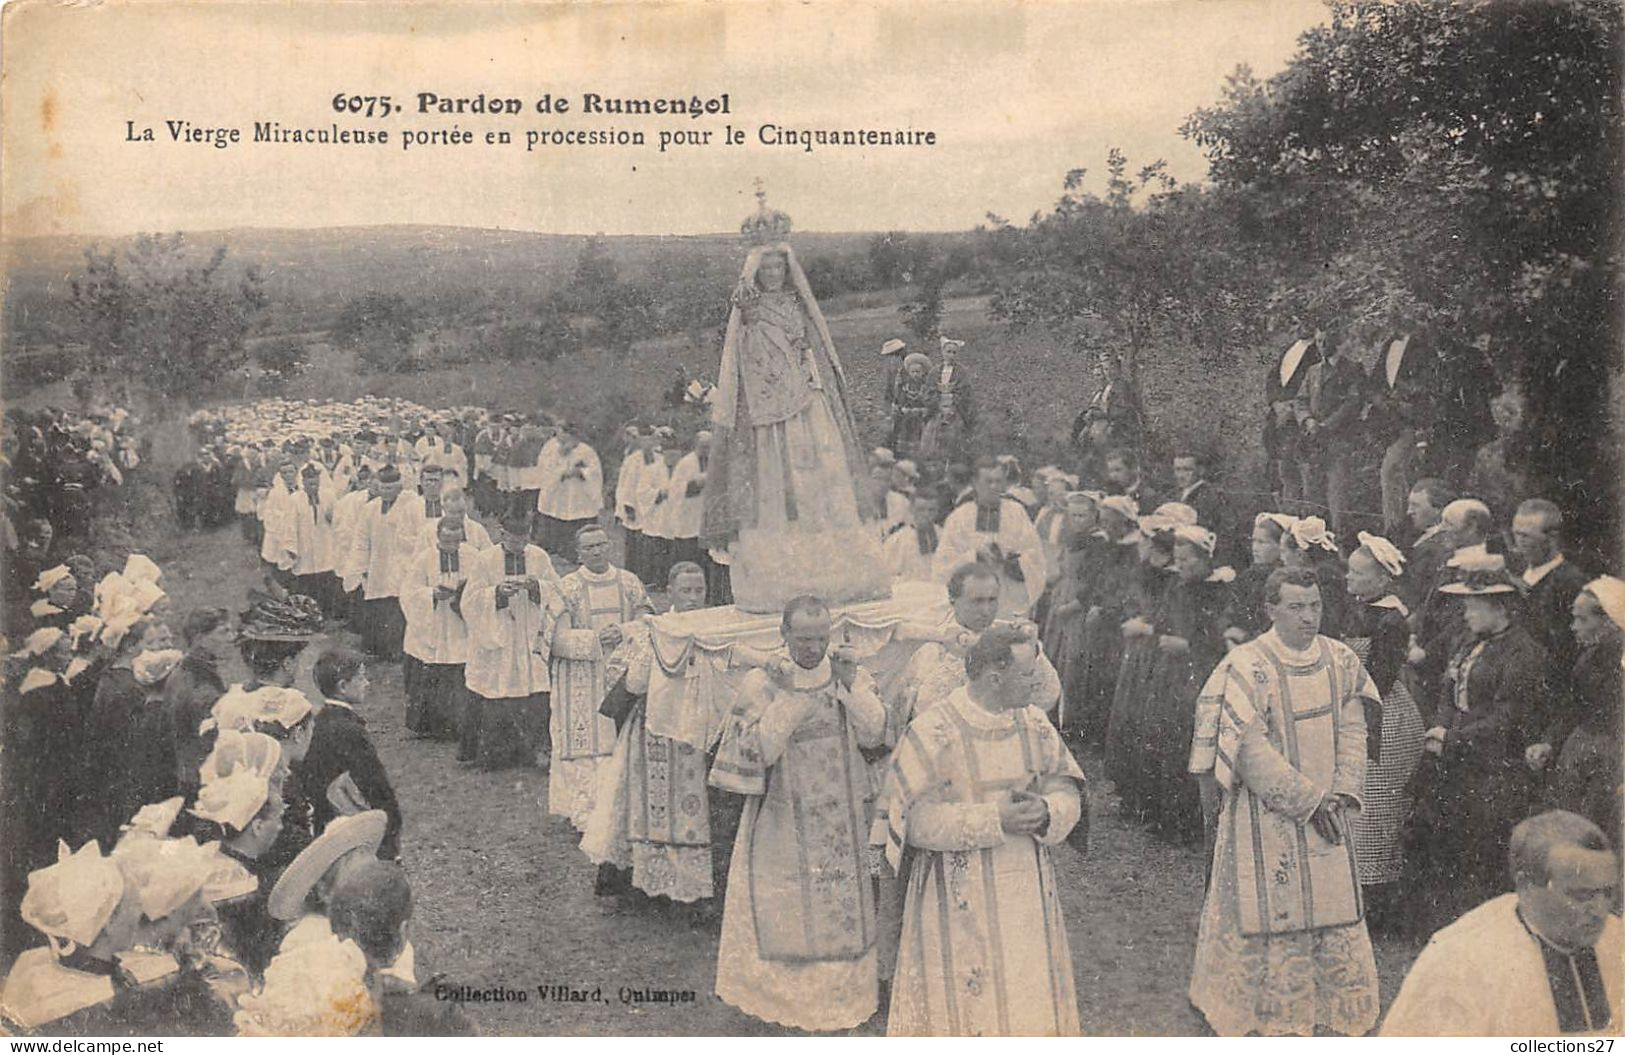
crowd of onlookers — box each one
[3,403,146,556]
[0,398,467,1035]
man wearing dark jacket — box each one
[1511,499,1591,675]
[305,647,403,860]
[1293,323,1367,535]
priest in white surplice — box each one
[544,524,653,830]
[933,457,1045,619]
[399,462,447,560]
[1381,810,1620,1037]
[462,507,560,770]
[332,465,375,621]
[258,458,302,574]
[710,596,886,1032]
[614,428,660,585]
[536,424,604,556]
[881,490,940,584]
[416,421,467,485]
[890,563,1059,737]
[399,516,477,742]
[265,464,337,612]
[637,432,680,590]
[882,625,1087,1036]
[344,465,415,658]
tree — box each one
[1182,0,1622,557]
[867,231,922,288]
[331,292,418,373]
[68,233,265,406]
[254,337,308,381]
[488,295,583,363]
[563,236,619,319]
[332,291,416,349]
[802,253,848,300]
[988,150,1271,441]
[900,242,947,345]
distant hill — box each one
[1,224,973,343]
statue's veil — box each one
[709,241,847,433]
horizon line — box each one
[2,220,991,244]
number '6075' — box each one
[332,95,395,118]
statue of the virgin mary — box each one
[702,188,889,613]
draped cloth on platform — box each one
[580,623,715,902]
[583,586,952,906]
[701,242,886,613]
[634,582,948,753]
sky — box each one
[1,0,1330,238]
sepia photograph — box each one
[0,0,1620,1039]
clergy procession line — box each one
[2,342,1621,1036]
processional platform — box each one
[637,581,949,750]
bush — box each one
[69,234,265,408]
[255,337,308,380]
[355,335,414,374]
[8,345,79,389]
[332,292,417,350]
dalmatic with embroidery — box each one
[1186,629,1381,1037]
[579,622,717,902]
[546,566,653,762]
[710,660,887,1031]
[1191,632,1374,935]
[881,688,1086,1036]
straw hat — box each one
[267,810,387,921]
[1584,576,1625,632]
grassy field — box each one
[253,292,1275,500]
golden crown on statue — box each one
[739,179,792,245]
